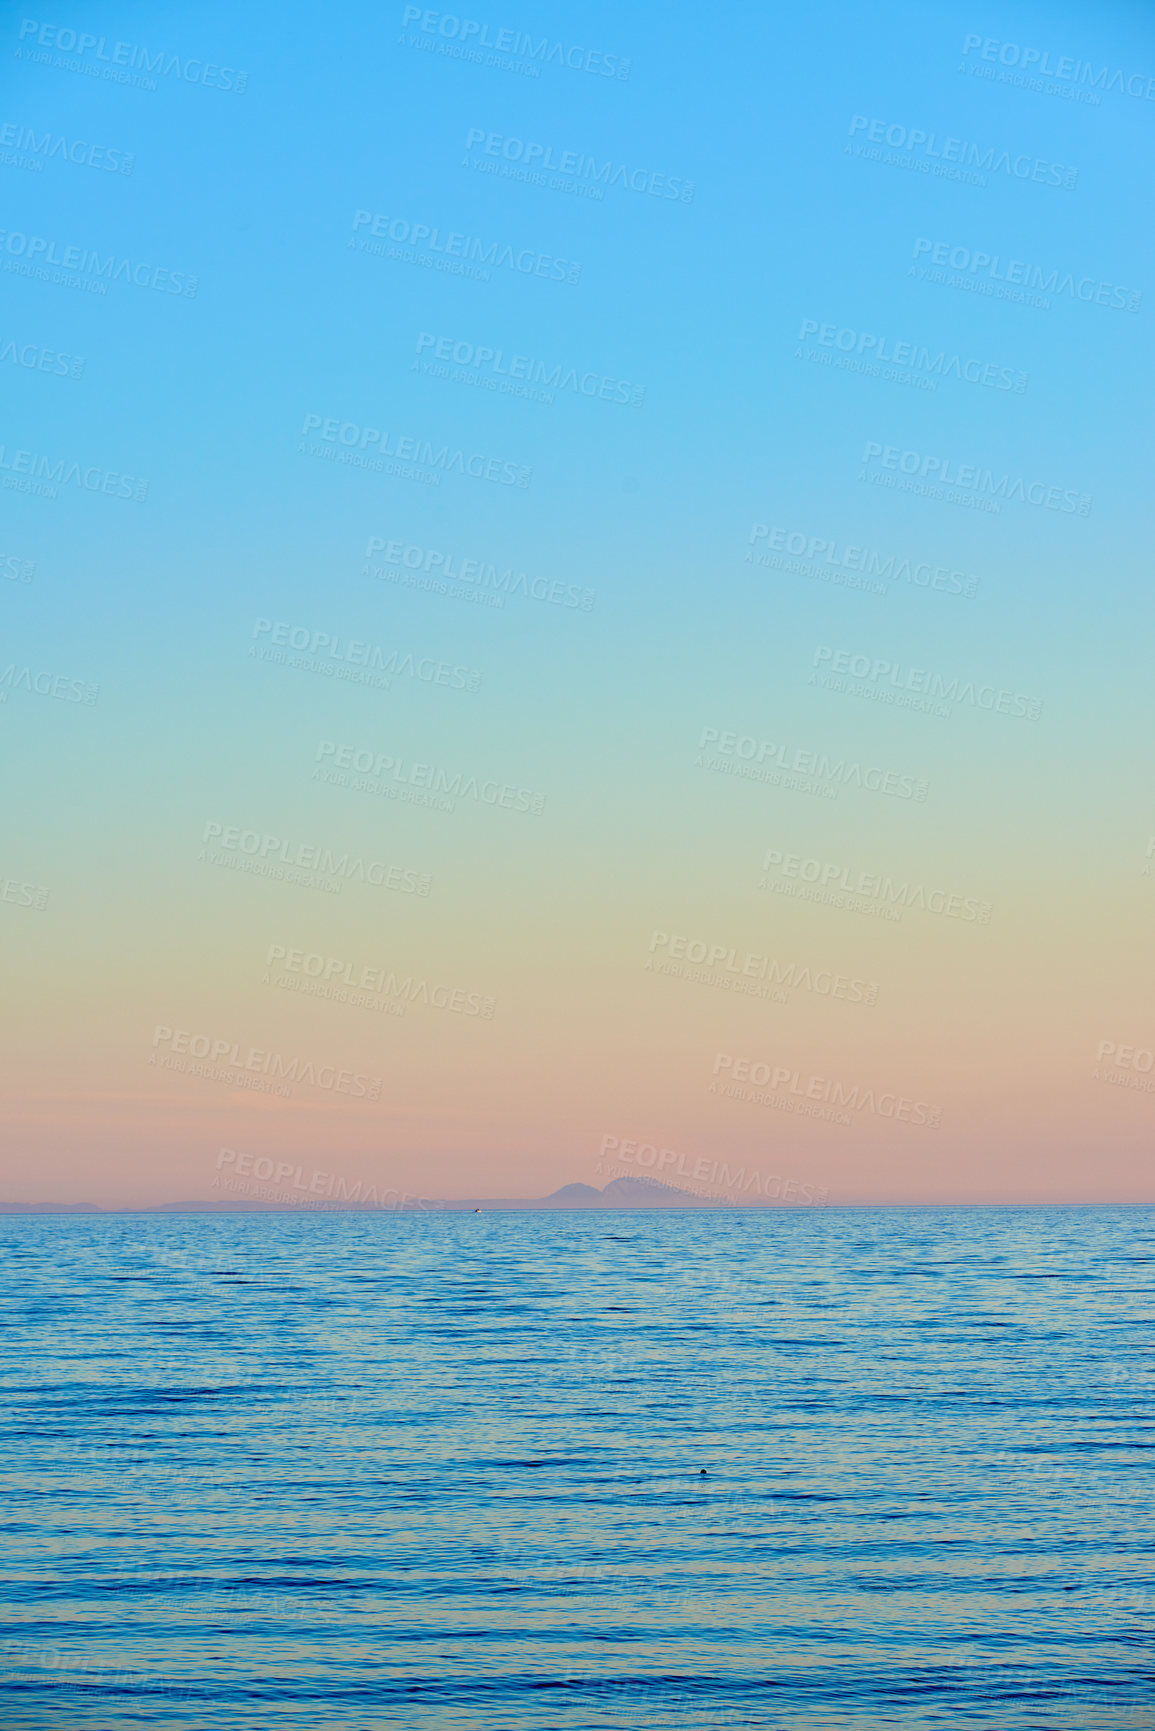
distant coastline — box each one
[0,1176,822,1212]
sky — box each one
[2,0,1153,1208]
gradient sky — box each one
[2,0,1153,1207]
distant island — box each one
[0,1175,824,1212]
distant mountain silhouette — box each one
[541,1177,697,1206]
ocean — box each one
[1,1206,1151,1729]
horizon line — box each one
[2,1199,1154,1214]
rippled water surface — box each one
[1,1207,1152,1729]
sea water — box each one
[0,1206,1151,1729]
